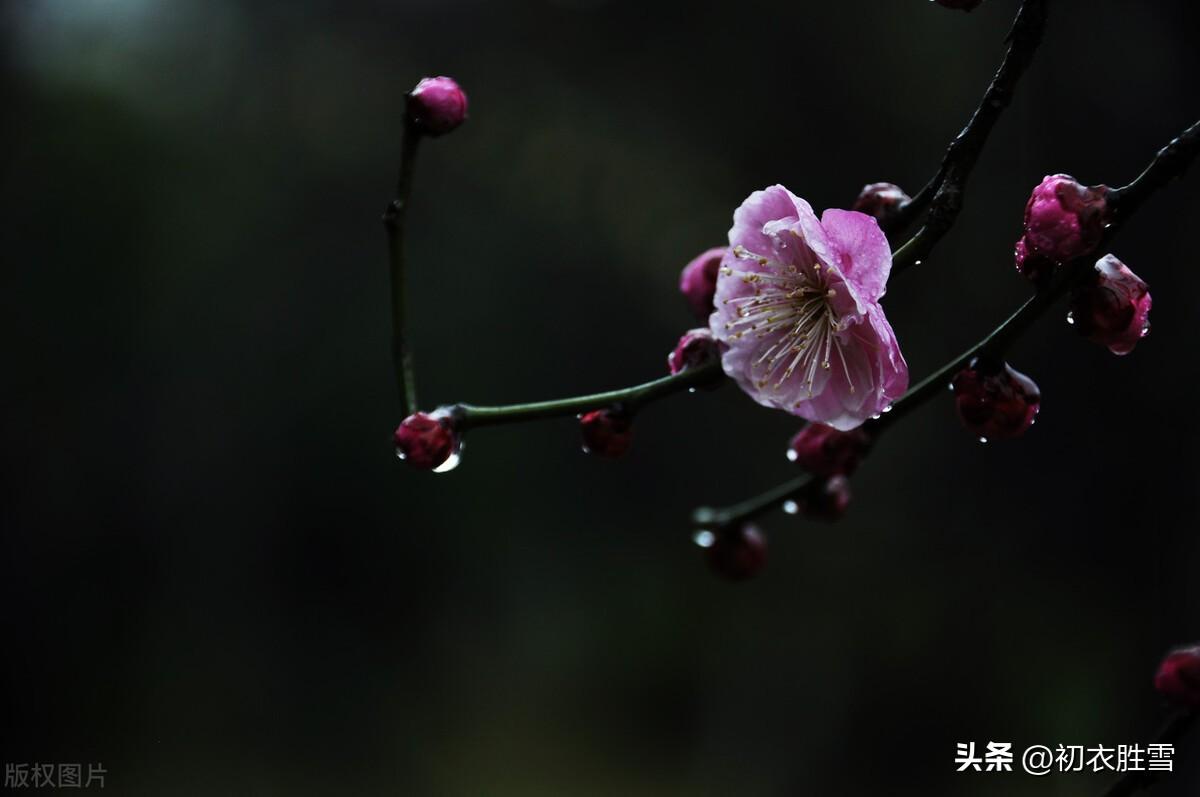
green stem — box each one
[450,360,724,430]
[692,474,813,530]
[384,121,422,417]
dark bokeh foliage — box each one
[2,1,1199,794]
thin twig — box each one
[448,360,724,430]
[887,0,1049,266]
[384,120,422,417]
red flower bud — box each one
[667,328,721,376]
[1154,646,1200,708]
[851,182,910,224]
[786,476,852,522]
[407,76,468,137]
[394,411,460,470]
[701,524,767,581]
[580,409,633,458]
[951,359,1040,441]
[678,247,726,322]
[1016,174,1110,277]
[1068,255,1152,356]
[787,424,872,477]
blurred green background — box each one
[3,0,1199,794]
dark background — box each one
[3,1,1199,794]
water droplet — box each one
[433,450,462,473]
[914,259,923,266]
[882,403,893,413]
[1066,311,1075,325]
[786,448,798,462]
[870,413,881,420]
[688,387,697,394]
[693,530,715,548]
[978,437,988,444]
[782,500,799,515]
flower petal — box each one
[820,208,893,301]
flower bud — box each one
[394,411,460,470]
[704,524,767,581]
[790,476,852,522]
[407,76,468,137]
[787,424,871,477]
[580,409,633,458]
[668,328,720,376]
[851,182,910,224]
[934,0,984,9]
[678,247,727,322]
[951,359,1040,441]
[1154,646,1200,708]
[1068,254,1151,356]
[1018,174,1110,271]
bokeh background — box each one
[3,0,1199,794]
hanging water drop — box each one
[782,500,799,515]
[433,450,462,473]
[693,530,716,548]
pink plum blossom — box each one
[710,185,908,431]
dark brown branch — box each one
[887,0,1049,263]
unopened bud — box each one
[407,76,468,137]
[668,328,721,376]
[394,411,460,470]
[1016,174,1109,277]
[1068,254,1151,356]
[678,247,727,322]
[580,409,633,458]
[851,182,910,224]
[951,358,1040,441]
[787,424,872,477]
[704,524,767,581]
[1154,646,1200,708]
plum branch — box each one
[443,361,723,430]
[888,0,1049,267]
[693,116,1200,532]
[383,119,422,417]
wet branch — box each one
[887,0,1049,266]
[693,116,1200,531]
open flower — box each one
[710,185,908,430]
